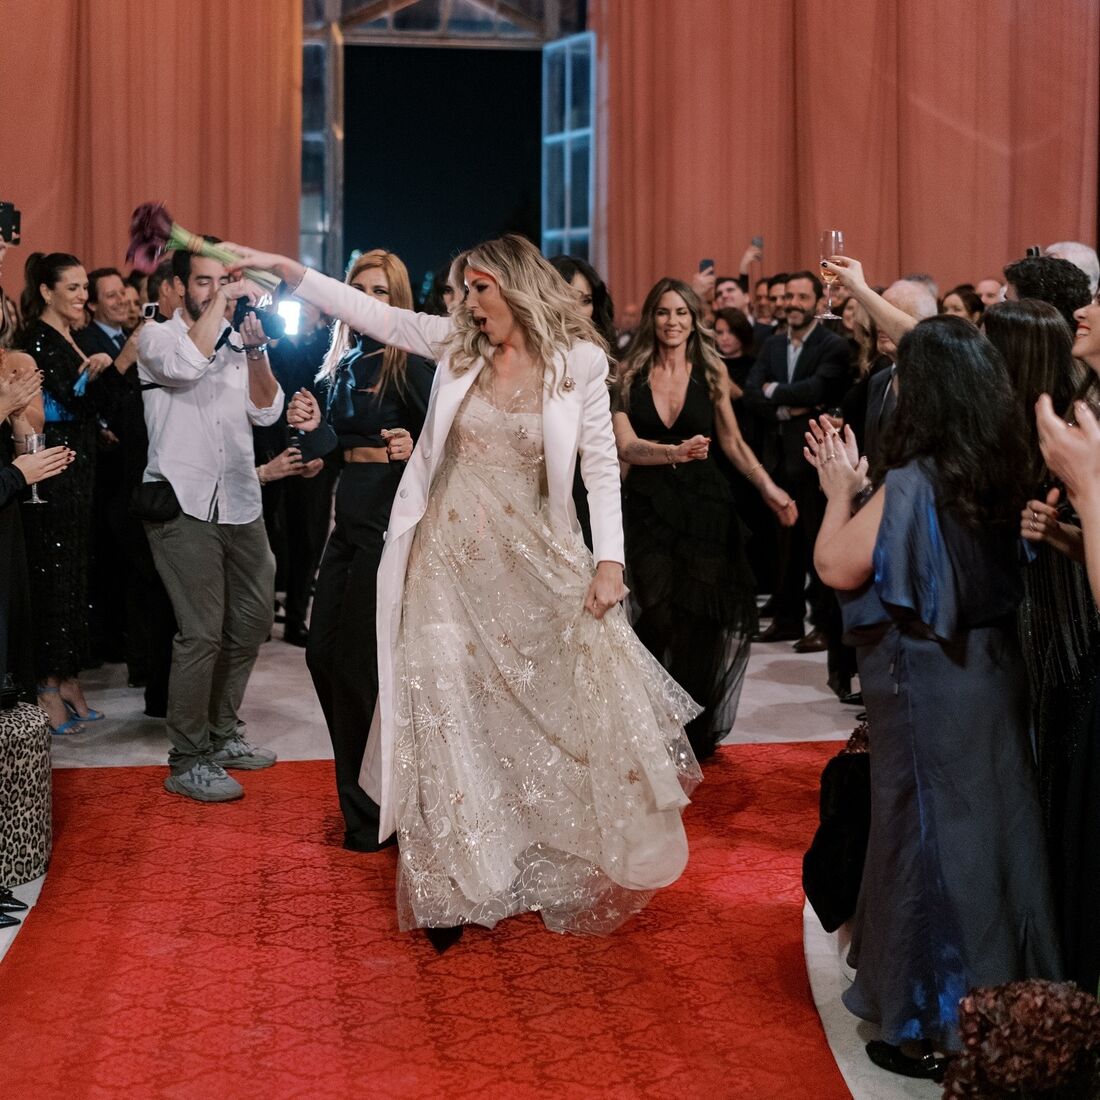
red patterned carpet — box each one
[0,743,848,1099]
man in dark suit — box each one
[743,271,851,649]
[76,267,174,715]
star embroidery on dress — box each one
[414,701,452,740]
[626,768,640,785]
[503,502,516,516]
[465,640,477,656]
[472,670,505,707]
[447,508,460,523]
[504,659,537,693]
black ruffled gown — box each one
[620,365,758,759]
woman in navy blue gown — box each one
[805,315,1062,1081]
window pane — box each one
[302,44,326,134]
[569,45,591,131]
[567,234,589,262]
[569,138,589,230]
[543,48,565,136]
[544,141,565,233]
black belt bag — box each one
[129,480,180,523]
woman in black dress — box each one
[287,249,435,851]
[16,253,113,733]
[0,350,74,704]
[808,314,1061,1079]
[612,278,795,758]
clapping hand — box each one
[0,363,41,419]
[672,434,711,463]
[1037,395,1100,514]
[287,388,321,432]
[804,417,868,501]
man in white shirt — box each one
[138,246,283,802]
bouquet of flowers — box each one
[125,203,280,292]
[943,980,1100,1098]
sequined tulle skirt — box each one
[391,396,701,934]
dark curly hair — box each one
[878,315,1029,529]
[1003,256,1091,332]
[549,255,617,352]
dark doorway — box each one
[343,45,542,302]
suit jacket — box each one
[864,362,897,467]
[75,321,148,485]
[743,324,852,480]
[293,268,624,841]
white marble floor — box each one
[7,628,930,1099]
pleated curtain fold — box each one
[588,0,1099,306]
[2,0,302,290]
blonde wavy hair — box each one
[617,278,725,405]
[446,234,607,388]
[319,249,414,393]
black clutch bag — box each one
[802,724,871,933]
[129,480,180,522]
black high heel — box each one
[866,1040,947,1081]
[424,925,464,954]
[0,912,21,929]
[0,888,29,912]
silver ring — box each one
[1032,510,1040,522]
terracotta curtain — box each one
[588,0,1099,307]
[0,0,301,294]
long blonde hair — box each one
[617,278,725,405]
[318,249,414,393]
[447,234,606,388]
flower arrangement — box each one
[943,980,1100,1098]
[124,203,280,292]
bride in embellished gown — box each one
[228,234,702,939]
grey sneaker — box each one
[164,760,244,802]
[209,734,277,771]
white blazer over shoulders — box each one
[295,269,625,840]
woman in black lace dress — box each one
[613,278,796,758]
[16,253,113,733]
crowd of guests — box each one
[3,226,1100,1076]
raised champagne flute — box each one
[819,229,844,320]
[23,433,47,505]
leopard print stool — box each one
[0,702,52,888]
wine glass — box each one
[819,229,845,320]
[23,433,47,505]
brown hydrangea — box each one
[943,980,1100,1098]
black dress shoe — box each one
[865,1040,947,1082]
[283,627,309,648]
[424,925,464,954]
[752,623,805,643]
[343,831,397,853]
[840,690,864,707]
[793,628,828,653]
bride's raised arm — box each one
[225,245,454,362]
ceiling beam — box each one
[461,0,543,36]
[340,0,421,29]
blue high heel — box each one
[36,686,84,735]
[63,700,104,722]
